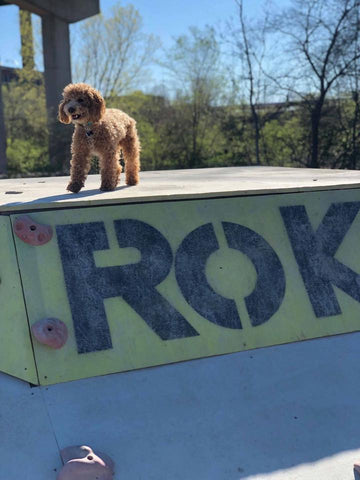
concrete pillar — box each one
[41,15,72,171]
[0,70,7,175]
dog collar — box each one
[82,122,93,137]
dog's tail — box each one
[122,120,141,186]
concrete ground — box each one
[2,331,360,479]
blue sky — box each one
[0,0,290,69]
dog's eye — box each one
[77,98,84,103]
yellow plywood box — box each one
[12,188,360,385]
[0,217,37,383]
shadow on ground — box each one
[3,185,132,208]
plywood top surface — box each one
[1,166,360,212]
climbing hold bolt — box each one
[57,445,114,480]
[31,318,68,349]
[14,215,53,246]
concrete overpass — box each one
[0,0,100,172]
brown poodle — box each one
[58,83,140,193]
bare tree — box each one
[72,2,160,97]
[224,0,281,166]
[346,4,360,169]
[269,0,360,168]
[230,0,263,165]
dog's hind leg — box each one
[121,121,140,186]
[99,147,122,191]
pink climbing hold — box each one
[31,318,68,349]
[57,446,114,480]
[14,215,53,246]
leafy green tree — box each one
[2,8,49,175]
[3,68,49,174]
[262,114,308,167]
[108,91,168,170]
[0,72,7,175]
[161,26,229,168]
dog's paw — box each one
[100,182,117,192]
[67,181,84,193]
[125,177,139,186]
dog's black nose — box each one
[68,107,75,114]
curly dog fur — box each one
[58,83,140,193]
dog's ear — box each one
[88,89,106,123]
[58,100,71,124]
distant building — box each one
[0,65,42,84]
[0,66,18,84]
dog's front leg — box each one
[67,135,91,193]
[67,152,91,193]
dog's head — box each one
[58,83,106,125]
